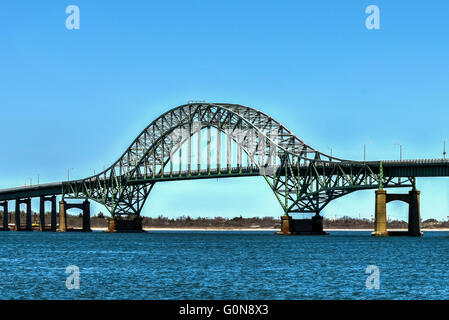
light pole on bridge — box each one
[443,140,446,160]
[67,168,74,181]
[363,142,371,162]
[394,142,402,161]
[394,142,403,183]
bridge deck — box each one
[0,159,448,201]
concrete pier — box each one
[14,198,32,231]
[25,199,32,231]
[373,189,388,236]
[408,190,421,236]
[0,201,9,231]
[51,196,57,231]
[279,215,291,235]
[276,214,329,235]
[38,196,57,231]
[39,197,45,231]
[372,189,422,237]
[107,216,144,232]
[82,199,91,232]
[58,200,67,232]
[15,200,20,230]
[58,199,91,232]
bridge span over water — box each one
[0,103,448,235]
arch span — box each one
[62,102,413,217]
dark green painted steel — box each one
[1,160,448,206]
[0,102,448,217]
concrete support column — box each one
[107,216,144,232]
[280,215,291,235]
[15,200,20,231]
[312,213,324,232]
[277,214,329,235]
[373,189,388,236]
[1,201,9,231]
[408,190,422,236]
[58,200,67,232]
[51,196,57,231]
[39,197,45,231]
[82,199,91,232]
[25,198,32,230]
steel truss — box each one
[62,103,412,217]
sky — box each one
[0,0,448,221]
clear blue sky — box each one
[0,0,448,221]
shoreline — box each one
[90,227,449,232]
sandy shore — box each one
[91,227,279,231]
[90,227,449,232]
[325,228,449,231]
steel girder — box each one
[264,158,413,214]
[62,103,412,217]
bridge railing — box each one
[381,159,449,165]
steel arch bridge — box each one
[58,102,418,218]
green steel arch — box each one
[62,102,414,217]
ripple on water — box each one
[0,230,449,299]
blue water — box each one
[1,230,449,300]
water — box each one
[1,230,449,300]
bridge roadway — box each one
[0,158,448,202]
